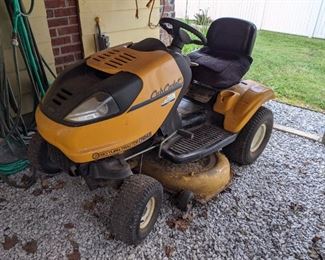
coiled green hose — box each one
[0,0,45,179]
[0,160,29,176]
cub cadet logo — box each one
[92,132,152,160]
[150,77,183,99]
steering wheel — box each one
[159,17,207,48]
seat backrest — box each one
[207,17,257,57]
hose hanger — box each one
[135,0,139,18]
[135,0,166,28]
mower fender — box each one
[214,80,275,133]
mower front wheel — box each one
[223,106,273,165]
[110,174,163,245]
[28,132,61,174]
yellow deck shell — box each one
[142,153,232,202]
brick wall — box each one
[160,0,176,45]
[162,0,175,17]
[44,0,83,74]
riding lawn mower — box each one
[28,17,275,244]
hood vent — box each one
[52,88,72,106]
[86,47,137,74]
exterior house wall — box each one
[78,0,160,57]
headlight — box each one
[65,92,119,123]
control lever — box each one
[190,62,199,67]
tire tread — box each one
[223,106,273,165]
[110,174,163,244]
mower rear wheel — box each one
[223,106,273,165]
[28,132,61,174]
[110,174,163,245]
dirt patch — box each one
[21,174,35,187]
[198,209,208,219]
[38,178,65,194]
[308,235,323,259]
[83,201,96,211]
[32,188,43,196]
[67,250,81,260]
[164,245,175,258]
[166,213,194,232]
[104,232,114,241]
[52,180,65,190]
[41,179,49,189]
[92,194,105,204]
[2,235,19,250]
[66,236,81,260]
[83,194,105,212]
[22,239,37,254]
[64,223,75,229]
[289,202,305,213]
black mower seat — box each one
[189,17,257,90]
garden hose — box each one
[0,47,30,181]
[11,0,46,97]
[0,160,29,176]
[2,47,23,140]
[0,0,50,187]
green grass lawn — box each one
[183,30,325,111]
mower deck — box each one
[142,152,232,202]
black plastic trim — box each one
[40,62,143,127]
[159,50,192,136]
[88,157,132,180]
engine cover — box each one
[36,46,191,163]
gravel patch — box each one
[265,101,325,136]
[0,130,324,259]
[1,102,325,259]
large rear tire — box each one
[110,174,163,245]
[28,132,61,174]
[223,106,273,165]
